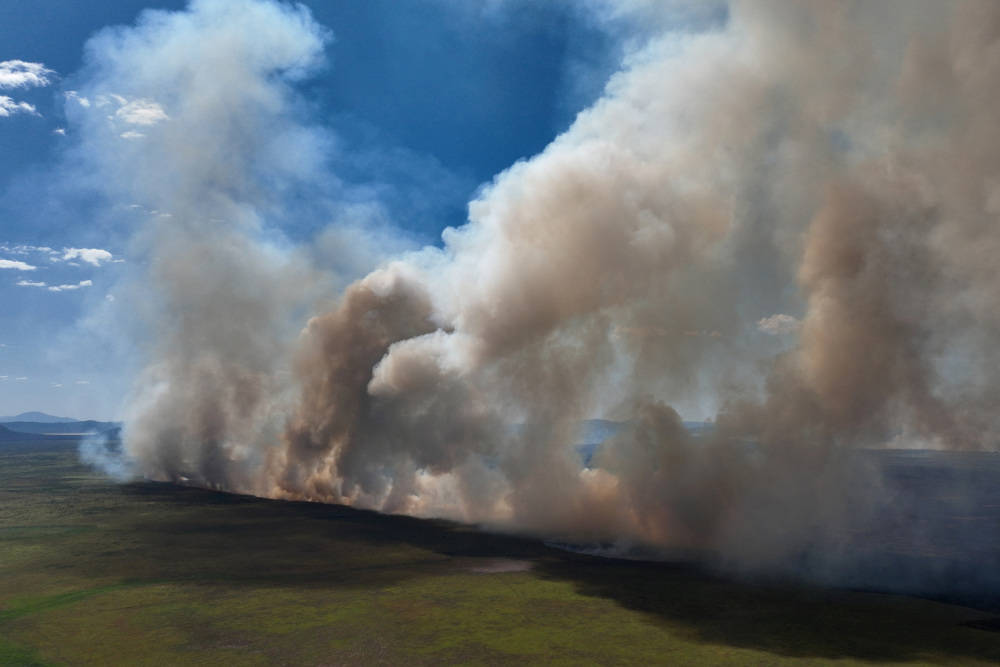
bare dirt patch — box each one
[469,559,534,574]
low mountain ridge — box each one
[2,420,120,435]
[0,411,79,424]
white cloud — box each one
[75,380,91,385]
[48,280,93,292]
[65,90,90,107]
[0,57,52,119]
[62,248,114,266]
[53,127,66,136]
[96,93,128,108]
[757,313,802,335]
[72,92,167,133]
[20,278,95,291]
[14,377,27,381]
[0,244,54,255]
[0,96,37,117]
[0,259,36,270]
[51,383,63,388]
[115,99,168,126]
[0,60,55,89]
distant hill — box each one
[0,411,79,424]
[1,420,120,436]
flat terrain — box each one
[3,441,1000,665]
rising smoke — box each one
[75,0,1000,580]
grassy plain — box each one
[2,440,1000,665]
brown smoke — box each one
[73,0,1000,577]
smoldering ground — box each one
[74,0,1000,598]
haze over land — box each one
[7,0,999,586]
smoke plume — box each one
[74,0,1000,583]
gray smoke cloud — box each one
[74,0,1000,584]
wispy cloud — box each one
[18,278,94,292]
[0,60,55,89]
[66,90,90,108]
[0,96,37,117]
[14,377,27,381]
[47,280,93,292]
[0,259,36,270]
[0,244,55,255]
[757,313,802,336]
[61,248,113,266]
[75,380,91,385]
[87,95,168,137]
[2,244,119,267]
[115,98,168,126]
[0,60,53,120]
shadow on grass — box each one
[102,481,1000,663]
[533,558,1000,662]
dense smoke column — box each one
[70,0,330,491]
[273,0,1000,556]
[281,272,438,503]
[71,0,1000,578]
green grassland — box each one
[2,441,1000,665]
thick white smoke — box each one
[65,0,331,491]
[73,0,1000,578]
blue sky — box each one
[0,0,631,419]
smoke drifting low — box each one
[76,0,1000,582]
